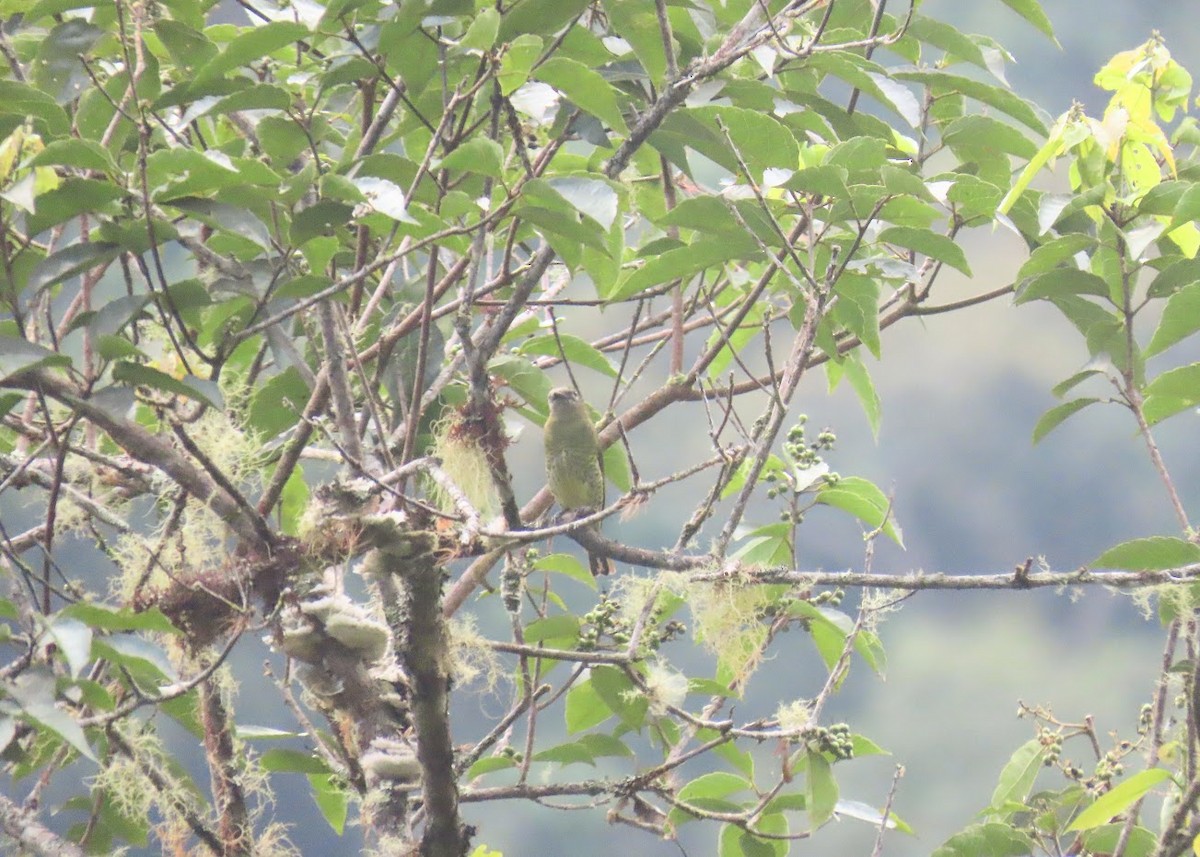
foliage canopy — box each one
[1,0,1200,855]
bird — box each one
[543,387,612,575]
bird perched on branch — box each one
[543,387,612,576]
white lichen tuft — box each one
[774,699,813,734]
[109,407,262,601]
[429,416,499,518]
[361,736,422,785]
[447,614,503,692]
[643,661,689,717]
[324,602,391,662]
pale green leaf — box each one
[1032,398,1100,443]
[535,57,627,132]
[1067,768,1172,831]
[1093,537,1200,571]
[878,226,971,275]
[989,739,1046,809]
[1146,283,1200,357]
[816,477,903,546]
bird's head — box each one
[548,387,581,414]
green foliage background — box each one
[0,0,1199,855]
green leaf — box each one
[44,616,92,679]
[878,226,971,275]
[532,553,598,591]
[784,164,849,198]
[260,748,331,774]
[153,20,217,74]
[1079,823,1157,857]
[989,739,1046,809]
[29,138,116,173]
[1067,768,1172,832]
[26,178,128,234]
[880,163,937,203]
[546,176,620,230]
[206,84,291,115]
[534,740,596,766]
[93,635,177,682]
[30,20,104,103]
[1143,362,1200,425]
[692,106,800,174]
[466,755,517,779]
[1146,283,1200,357]
[235,725,303,740]
[112,362,222,409]
[731,522,793,567]
[565,675,612,733]
[892,69,1048,135]
[59,603,179,635]
[440,138,504,178]
[523,614,579,646]
[8,670,97,762]
[998,0,1057,41]
[0,336,72,381]
[248,367,310,438]
[824,135,886,178]
[498,0,590,40]
[931,822,1034,857]
[816,476,903,546]
[603,0,668,81]
[519,204,608,254]
[1093,537,1200,571]
[352,176,417,224]
[908,17,989,71]
[576,732,633,759]
[159,690,203,738]
[194,21,310,83]
[608,238,761,301]
[679,772,751,803]
[602,440,632,493]
[518,334,616,377]
[1051,370,1103,398]
[590,664,647,729]
[840,355,882,437]
[832,799,912,833]
[535,57,627,133]
[491,355,552,414]
[0,81,70,135]
[308,773,348,834]
[498,33,543,96]
[791,602,850,671]
[1032,398,1100,444]
[460,7,500,51]
[27,242,121,292]
[279,468,309,537]
[1016,269,1110,304]
[805,750,838,828]
[1166,184,1200,232]
[1016,234,1097,279]
[830,275,881,359]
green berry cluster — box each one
[580,593,629,651]
[762,417,840,523]
[578,594,686,652]
[1138,702,1153,733]
[805,723,854,760]
[1091,751,1125,787]
[811,588,844,608]
[1039,728,1063,766]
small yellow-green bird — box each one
[544,387,612,575]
